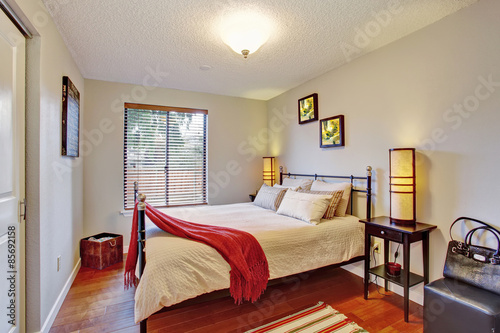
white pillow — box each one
[282,178,313,191]
[254,184,287,211]
[310,181,351,217]
[273,184,300,191]
[276,190,333,224]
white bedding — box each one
[134,203,364,322]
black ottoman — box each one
[424,278,500,333]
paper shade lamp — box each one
[263,157,275,186]
[389,148,416,225]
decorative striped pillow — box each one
[310,181,351,217]
[254,184,287,211]
[298,189,344,219]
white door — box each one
[0,10,26,333]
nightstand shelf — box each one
[369,264,424,288]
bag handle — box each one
[465,226,500,256]
[449,216,500,241]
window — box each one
[123,103,207,209]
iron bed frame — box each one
[133,166,373,332]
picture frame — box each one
[298,93,318,124]
[61,76,80,157]
[320,115,345,148]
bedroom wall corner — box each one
[266,0,500,305]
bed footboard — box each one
[134,185,148,332]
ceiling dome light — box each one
[220,11,272,58]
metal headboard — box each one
[279,166,373,219]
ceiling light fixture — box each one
[220,11,272,59]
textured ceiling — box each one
[43,0,479,100]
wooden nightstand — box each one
[359,216,437,322]
[249,194,256,202]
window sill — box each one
[120,210,133,217]
[120,203,209,217]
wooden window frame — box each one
[123,103,208,209]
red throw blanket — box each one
[124,202,270,304]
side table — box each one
[359,216,437,322]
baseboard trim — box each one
[40,258,81,333]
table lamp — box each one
[263,157,275,186]
[389,148,416,226]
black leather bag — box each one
[443,217,500,295]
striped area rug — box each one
[246,302,367,333]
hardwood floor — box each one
[50,258,423,332]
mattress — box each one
[134,202,365,322]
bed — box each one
[133,167,373,332]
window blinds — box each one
[124,103,207,209]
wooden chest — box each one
[80,233,123,270]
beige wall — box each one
[267,0,500,303]
[12,0,85,331]
[83,79,267,246]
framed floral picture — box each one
[320,115,344,148]
[298,93,318,124]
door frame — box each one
[0,2,32,332]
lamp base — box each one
[390,217,416,227]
